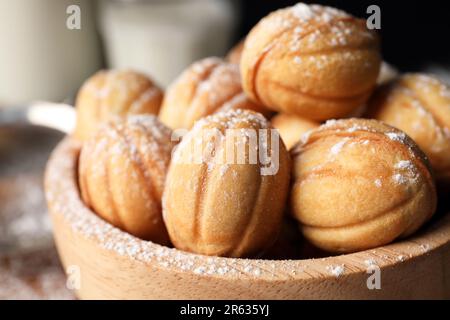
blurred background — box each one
[0,0,449,299]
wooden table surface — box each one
[0,124,74,299]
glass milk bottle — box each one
[0,0,102,106]
[98,0,238,87]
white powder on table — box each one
[326,264,345,277]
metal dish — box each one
[0,103,75,299]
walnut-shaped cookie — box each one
[241,3,381,121]
[163,109,290,257]
[368,74,450,186]
[291,118,436,253]
[78,115,174,244]
[74,69,163,141]
[159,57,271,130]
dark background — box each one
[235,0,450,71]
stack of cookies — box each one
[72,3,448,258]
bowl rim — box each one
[45,136,450,281]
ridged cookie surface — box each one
[163,109,290,257]
[78,115,174,244]
[75,69,163,141]
[291,118,436,253]
[241,3,381,121]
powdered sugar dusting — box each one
[194,108,269,132]
[290,3,349,23]
[413,73,450,99]
[326,264,345,277]
[386,131,407,143]
[374,179,382,188]
[82,70,160,112]
[392,159,419,186]
[79,114,175,218]
[323,119,337,127]
[47,115,437,287]
[285,3,374,55]
[293,56,302,64]
[330,138,349,155]
[112,115,174,159]
[0,250,74,299]
[364,258,377,266]
[392,173,408,185]
[199,63,240,107]
[313,120,424,165]
[395,160,413,170]
[291,3,315,21]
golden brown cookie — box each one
[158,57,271,130]
[271,113,319,149]
[368,74,450,186]
[226,40,245,64]
[240,3,381,121]
[291,118,437,253]
[74,69,163,141]
[78,115,174,244]
[162,109,290,257]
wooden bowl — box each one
[45,137,450,299]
